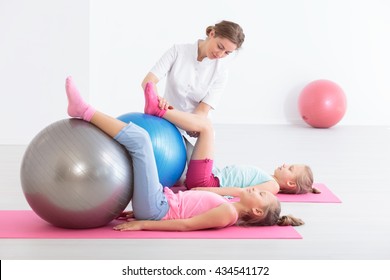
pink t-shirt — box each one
[162,187,238,226]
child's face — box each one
[240,187,277,211]
[273,164,305,188]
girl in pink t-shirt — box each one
[65,77,303,232]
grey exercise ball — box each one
[20,118,133,229]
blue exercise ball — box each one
[20,118,133,229]
[117,112,186,187]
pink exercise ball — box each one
[298,79,347,128]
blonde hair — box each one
[206,20,245,49]
[236,199,304,227]
[281,165,321,195]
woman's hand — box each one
[157,96,174,110]
[113,220,144,231]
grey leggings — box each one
[114,122,169,220]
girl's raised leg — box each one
[144,82,214,161]
[66,76,127,137]
[144,82,219,188]
[65,77,168,220]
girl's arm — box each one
[252,181,280,194]
[193,181,280,196]
[113,203,237,231]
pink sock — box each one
[65,76,95,122]
[144,82,166,117]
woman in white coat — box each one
[141,20,245,184]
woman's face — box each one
[206,30,237,59]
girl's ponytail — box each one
[277,215,305,226]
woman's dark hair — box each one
[206,20,245,49]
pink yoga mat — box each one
[277,183,341,203]
[226,183,341,203]
[0,210,301,239]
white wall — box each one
[90,0,390,126]
[0,0,89,144]
[1,0,390,145]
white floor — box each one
[1,124,390,260]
